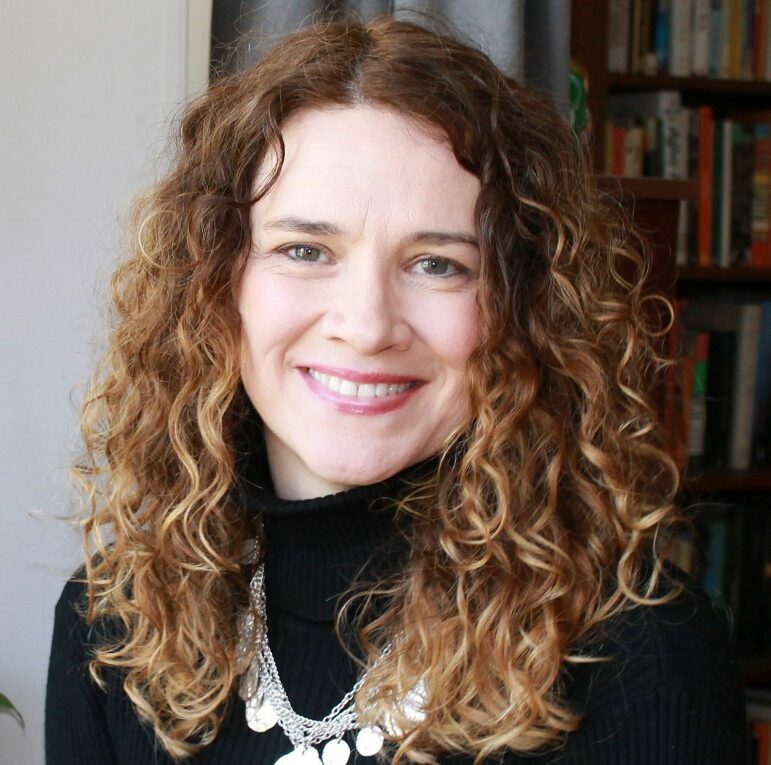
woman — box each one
[46,14,748,765]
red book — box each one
[698,107,714,267]
[612,125,626,175]
[751,124,771,266]
[751,719,770,764]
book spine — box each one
[729,0,745,78]
[642,116,661,175]
[752,124,771,265]
[670,0,693,74]
[609,0,633,71]
[692,0,711,74]
[729,303,762,470]
[654,0,670,71]
[687,332,710,466]
[723,0,736,77]
[702,515,730,606]
[676,198,690,265]
[705,330,736,468]
[751,301,771,468]
[730,122,754,266]
[709,0,724,76]
[711,119,725,265]
[640,0,655,72]
[612,124,627,174]
[766,0,771,78]
[624,124,645,176]
[753,0,767,78]
[699,107,715,266]
[744,0,757,77]
[720,118,734,266]
[750,720,770,764]
[632,0,643,72]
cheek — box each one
[238,269,315,361]
[418,294,480,370]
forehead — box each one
[251,106,480,234]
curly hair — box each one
[73,13,681,763]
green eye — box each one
[285,245,325,262]
[414,257,460,276]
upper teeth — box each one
[307,369,413,398]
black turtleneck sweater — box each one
[46,462,749,764]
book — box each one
[698,107,715,266]
[632,0,644,72]
[730,122,754,266]
[752,300,771,468]
[752,124,771,266]
[692,0,712,74]
[609,0,633,71]
[711,118,734,266]
[654,0,670,71]
[670,0,693,74]
[708,0,724,76]
[705,330,737,468]
[728,0,743,78]
[750,720,770,764]
[609,91,689,178]
[685,300,763,470]
[687,332,710,468]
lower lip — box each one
[300,369,422,415]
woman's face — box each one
[238,106,481,499]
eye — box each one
[410,256,465,277]
[280,244,330,263]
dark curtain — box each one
[210,0,570,115]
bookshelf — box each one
[571,1,771,745]
[608,72,771,97]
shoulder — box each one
[568,569,742,705]
[559,568,748,759]
[51,566,122,656]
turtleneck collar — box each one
[235,428,434,623]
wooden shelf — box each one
[683,469,771,494]
[677,266,771,284]
[596,176,699,203]
[608,72,771,98]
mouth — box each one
[306,368,417,398]
[299,366,423,414]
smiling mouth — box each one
[306,368,418,398]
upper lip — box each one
[302,365,424,385]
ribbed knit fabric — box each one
[45,455,750,764]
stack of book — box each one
[663,298,771,472]
[605,90,771,268]
[609,0,771,79]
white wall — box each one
[0,3,209,762]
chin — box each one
[310,453,414,489]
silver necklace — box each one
[236,557,392,765]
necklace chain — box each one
[238,554,392,762]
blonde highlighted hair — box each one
[74,13,680,763]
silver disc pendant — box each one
[355,726,385,757]
[321,738,350,765]
[246,694,278,732]
[238,658,260,701]
[275,747,322,765]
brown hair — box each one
[74,14,679,763]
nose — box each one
[320,260,412,355]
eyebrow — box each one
[261,216,479,248]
